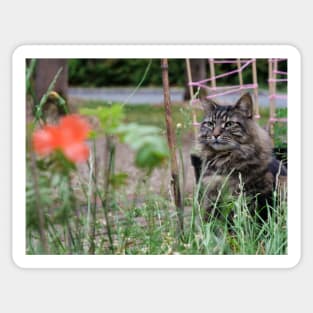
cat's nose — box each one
[212,127,221,138]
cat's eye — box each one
[225,121,236,128]
[202,121,214,128]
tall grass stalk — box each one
[122,60,152,105]
[29,151,49,254]
[86,140,96,254]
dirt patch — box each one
[74,133,197,199]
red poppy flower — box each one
[32,114,90,163]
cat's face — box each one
[199,93,254,152]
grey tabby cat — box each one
[195,92,287,220]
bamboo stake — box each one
[161,59,184,235]
[268,59,273,135]
[252,59,260,118]
[237,58,244,95]
[272,59,278,136]
[273,59,278,94]
[209,59,217,89]
[185,59,198,140]
[268,59,277,137]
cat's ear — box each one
[202,98,217,113]
[234,93,253,118]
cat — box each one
[193,92,287,220]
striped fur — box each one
[198,93,286,219]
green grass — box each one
[75,99,194,129]
[26,170,287,255]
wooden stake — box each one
[237,59,244,95]
[185,59,198,140]
[209,59,217,89]
[161,59,184,235]
[268,59,277,137]
[252,59,259,118]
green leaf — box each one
[80,104,125,134]
[26,59,37,94]
[80,107,169,173]
[109,172,128,188]
[114,122,169,172]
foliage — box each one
[68,59,185,87]
[68,58,287,90]
[115,123,169,173]
[80,105,169,174]
[80,105,125,134]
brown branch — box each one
[161,59,184,235]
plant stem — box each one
[102,135,115,253]
[29,152,49,254]
[89,139,97,254]
[65,172,84,253]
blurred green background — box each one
[67,59,286,89]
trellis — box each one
[186,58,287,140]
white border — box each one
[12,45,301,269]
